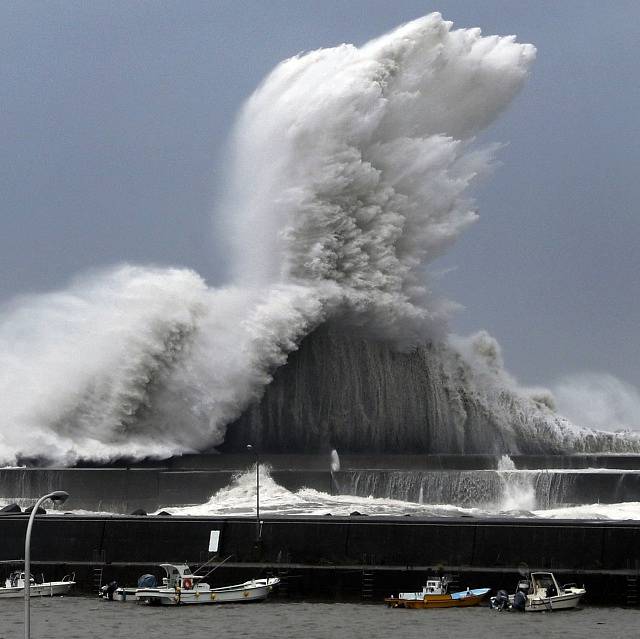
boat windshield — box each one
[532,573,558,593]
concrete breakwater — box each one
[0,467,333,513]
[338,469,640,509]
[4,468,640,513]
[0,514,639,604]
[3,454,640,512]
[115,452,640,471]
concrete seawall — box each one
[0,514,639,603]
[0,467,640,513]
[3,453,640,512]
[0,468,332,512]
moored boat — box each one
[385,576,490,609]
[134,563,280,605]
[0,571,75,599]
[491,571,586,612]
[513,572,585,611]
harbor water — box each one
[1,598,639,639]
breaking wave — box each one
[0,267,324,463]
[0,14,635,464]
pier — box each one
[0,512,639,604]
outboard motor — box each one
[491,590,510,611]
[512,590,527,612]
[100,581,118,601]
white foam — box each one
[155,467,640,521]
[532,502,640,520]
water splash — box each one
[330,449,341,472]
[0,267,324,463]
[219,14,535,343]
[158,466,483,518]
[158,466,640,520]
[0,15,541,464]
[498,472,536,511]
[0,14,634,464]
[497,455,517,471]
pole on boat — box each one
[24,490,69,639]
[246,444,260,542]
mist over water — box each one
[0,14,634,465]
[554,373,640,433]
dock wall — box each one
[0,514,639,603]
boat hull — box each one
[136,580,276,605]
[385,593,487,609]
[525,592,584,612]
[0,582,75,599]
[110,587,138,601]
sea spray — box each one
[0,268,326,463]
[220,14,536,343]
[330,450,341,472]
[497,455,517,471]
[0,15,540,463]
[0,14,634,464]
[553,372,640,432]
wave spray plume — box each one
[1,14,631,464]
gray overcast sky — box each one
[1,1,638,391]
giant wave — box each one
[0,14,636,465]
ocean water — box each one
[1,597,638,639]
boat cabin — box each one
[398,577,447,600]
[518,572,561,598]
[159,563,201,590]
[530,572,560,598]
[424,579,446,595]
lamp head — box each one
[49,491,69,504]
[246,444,253,451]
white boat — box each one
[134,564,280,605]
[0,571,75,599]
[501,572,585,612]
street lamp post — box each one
[246,444,260,541]
[24,490,69,639]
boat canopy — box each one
[160,564,192,576]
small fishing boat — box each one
[0,571,75,599]
[495,572,585,612]
[385,576,490,609]
[134,563,280,605]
